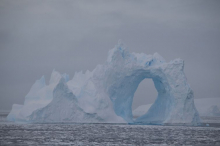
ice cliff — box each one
[7,43,200,125]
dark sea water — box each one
[1,115,220,145]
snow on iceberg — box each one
[8,42,200,125]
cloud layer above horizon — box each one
[0,0,220,111]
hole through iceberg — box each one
[132,78,157,119]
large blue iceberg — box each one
[7,43,200,125]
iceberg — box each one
[7,70,70,122]
[206,105,220,117]
[133,98,220,119]
[29,78,104,123]
[194,98,220,116]
[8,42,200,125]
[133,104,153,118]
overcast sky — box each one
[0,0,220,111]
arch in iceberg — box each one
[103,44,200,125]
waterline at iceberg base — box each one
[7,43,200,125]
